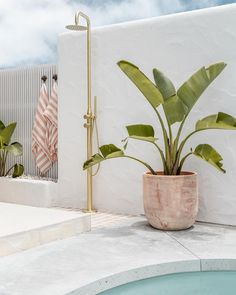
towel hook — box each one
[52,74,58,82]
[41,75,47,83]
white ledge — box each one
[0,177,57,207]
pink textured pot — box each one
[143,171,198,230]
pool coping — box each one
[65,218,236,295]
[68,259,236,295]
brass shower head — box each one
[65,24,87,31]
[65,11,90,31]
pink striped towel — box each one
[32,83,51,175]
[44,81,58,163]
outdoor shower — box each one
[66,11,97,213]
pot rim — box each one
[143,171,197,178]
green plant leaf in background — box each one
[12,164,24,178]
[117,60,164,108]
[193,144,225,173]
[0,122,16,145]
[0,121,5,132]
[0,121,24,178]
[5,142,23,156]
[177,62,226,116]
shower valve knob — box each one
[84,123,91,128]
[84,114,95,120]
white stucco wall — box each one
[58,4,236,225]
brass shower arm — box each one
[75,11,90,28]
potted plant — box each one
[83,60,236,230]
[0,120,24,178]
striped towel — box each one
[32,83,51,175]
[44,81,58,163]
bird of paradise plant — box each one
[84,60,236,175]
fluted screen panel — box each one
[0,64,58,180]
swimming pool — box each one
[99,271,236,295]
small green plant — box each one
[84,60,236,175]
[0,121,24,177]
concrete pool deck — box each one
[0,213,235,294]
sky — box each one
[0,0,235,68]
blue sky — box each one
[0,0,235,68]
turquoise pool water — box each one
[99,271,236,295]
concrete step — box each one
[0,202,91,257]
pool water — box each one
[99,271,236,295]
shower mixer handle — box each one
[83,113,95,120]
[83,112,95,128]
[83,123,90,128]
[83,96,97,127]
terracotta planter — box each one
[143,171,198,230]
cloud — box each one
[0,0,233,67]
[0,0,78,67]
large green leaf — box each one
[125,124,156,143]
[153,68,188,125]
[83,144,156,174]
[193,144,225,173]
[153,68,176,99]
[12,164,24,178]
[162,95,187,125]
[5,142,23,156]
[117,60,164,108]
[83,153,104,170]
[99,144,124,158]
[83,144,124,170]
[196,112,236,131]
[206,62,227,82]
[177,62,226,116]
[0,122,16,145]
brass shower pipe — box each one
[66,11,96,213]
